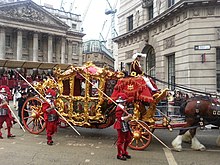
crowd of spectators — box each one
[157,90,195,116]
[0,68,53,89]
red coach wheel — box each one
[129,120,152,150]
[21,97,46,134]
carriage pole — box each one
[14,70,81,136]
[7,104,26,132]
[74,68,171,150]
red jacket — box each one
[42,101,57,121]
[0,94,12,119]
[114,105,125,130]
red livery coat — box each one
[42,102,57,121]
[42,101,58,142]
[0,94,13,129]
[114,105,124,130]
[113,104,132,157]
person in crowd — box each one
[167,92,174,102]
[42,89,58,145]
[114,93,132,161]
[173,91,183,105]
[130,53,158,92]
[17,91,28,126]
[173,91,183,115]
[12,85,22,108]
[0,87,15,139]
[182,93,189,102]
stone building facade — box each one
[0,0,84,70]
[113,0,220,93]
[82,40,115,70]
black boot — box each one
[117,155,126,161]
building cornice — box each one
[113,0,219,42]
[0,0,70,31]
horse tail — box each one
[179,101,187,115]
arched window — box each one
[145,47,156,77]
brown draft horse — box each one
[172,95,220,151]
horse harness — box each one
[193,98,220,129]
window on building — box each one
[167,54,175,90]
[168,0,175,8]
[38,39,41,51]
[127,15,133,31]
[91,41,100,52]
[22,37,27,49]
[72,23,77,30]
[217,48,220,63]
[83,42,90,53]
[146,47,156,77]
[5,35,11,47]
[217,74,220,92]
[216,48,220,91]
[148,4,153,20]
[72,44,77,54]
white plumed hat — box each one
[132,53,146,59]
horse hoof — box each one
[197,146,206,151]
[200,147,206,151]
[191,146,206,151]
[172,147,182,152]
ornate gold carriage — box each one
[21,62,168,150]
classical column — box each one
[55,37,61,63]
[0,28,5,59]
[67,40,72,64]
[61,37,66,64]
[33,33,38,61]
[16,30,22,60]
[78,42,83,66]
[48,35,53,63]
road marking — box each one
[163,148,178,165]
[85,159,90,163]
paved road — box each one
[0,104,220,165]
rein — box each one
[146,74,220,97]
[172,125,199,130]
